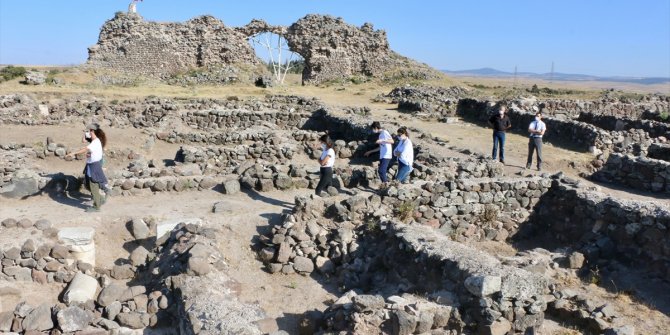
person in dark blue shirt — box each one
[488,105,512,164]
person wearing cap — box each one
[364,121,394,187]
[66,123,109,212]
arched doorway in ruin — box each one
[248,32,304,85]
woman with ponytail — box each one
[66,123,109,212]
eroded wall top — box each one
[86,12,431,84]
[87,12,260,78]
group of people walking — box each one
[488,106,547,170]
[71,109,542,207]
[314,121,414,196]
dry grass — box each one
[2,65,665,105]
[450,75,670,96]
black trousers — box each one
[315,167,333,195]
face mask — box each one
[85,131,91,139]
[535,117,541,121]
[321,144,327,151]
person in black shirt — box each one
[488,105,512,164]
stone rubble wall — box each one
[458,98,659,156]
[147,222,270,334]
[592,153,670,193]
[577,112,670,138]
[648,143,670,161]
[0,220,82,284]
[259,193,549,334]
[317,291,463,335]
[381,177,552,242]
[521,180,670,280]
[373,85,473,120]
[380,86,669,121]
[284,15,394,84]
[262,176,552,278]
[181,109,310,131]
[374,86,667,158]
[0,94,320,129]
[0,218,270,333]
[0,147,35,190]
[87,13,260,78]
[86,12,437,84]
[512,95,669,120]
[0,219,170,332]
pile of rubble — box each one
[1,216,272,334]
[374,85,473,120]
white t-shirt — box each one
[395,138,414,169]
[320,148,335,168]
[378,130,393,159]
[529,120,547,138]
[86,138,103,164]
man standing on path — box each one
[488,105,511,164]
[364,121,394,187]
[526,112,547,171]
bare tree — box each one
[250,33,298,85]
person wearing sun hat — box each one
[66,123,109,212]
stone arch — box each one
[237,20,307,84]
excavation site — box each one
[1,4,669,335]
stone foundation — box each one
[519,180,670,280]
[592,153,670,193]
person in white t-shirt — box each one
[393,127,414,183]
[315,134,336,196]
[66,123,109,212]
[526,112,547,171]
[364,121,394,186]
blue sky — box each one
[1,0,669,77]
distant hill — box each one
[443,68,670,85]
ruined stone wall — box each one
[181,110,310,131]
[0,95,320,130]
[383,177,552,241]
[513,96,669,119]
[458,98,659,155]
[648,143,670,161]
[577,112,670,138]
[592,153,670,193]
[87,13,260,78]
[285,15,395,84]
[374,85,472,120]
[458,98,602,152]
[86,11,435,84]
[261,194,549,334]
[380,86,669,121]
[263,176,552,277]
[523,181,670,280]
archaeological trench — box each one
[1,9,670,335]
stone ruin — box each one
[376,85,670,195]
[1,91,669,334]
[87,12,438,84]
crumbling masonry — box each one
[87,12,435,84]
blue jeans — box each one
[379,158,391,183]
[396,161,412,182]
[492,131,506,161]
